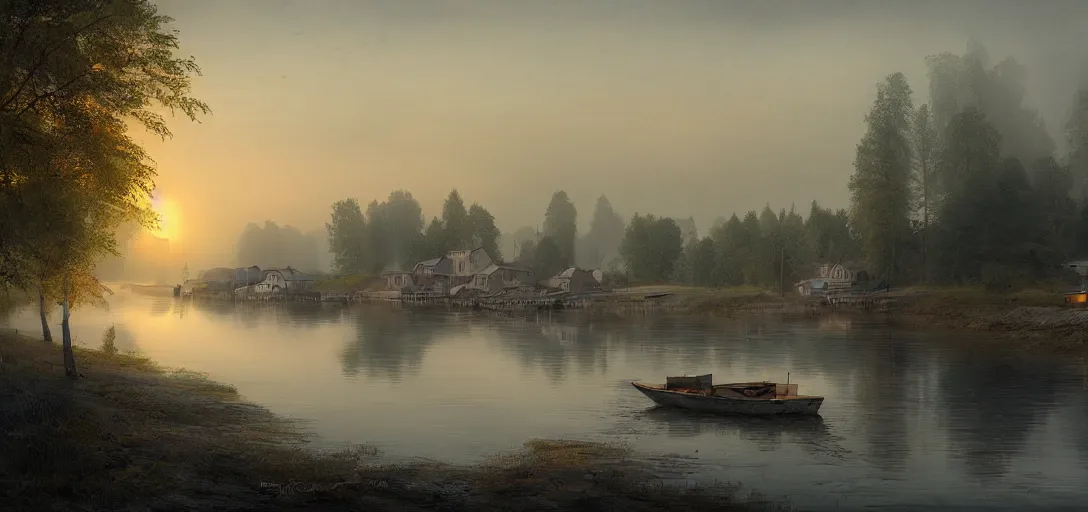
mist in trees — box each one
[235,221,322,273]
[845,40,1088,288]
[326,189,503,274]
[542,191,577,268]
[575,195,625,271]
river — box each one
[3,290,1087,511]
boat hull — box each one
[632,382,823,416]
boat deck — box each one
[633,382,822,401]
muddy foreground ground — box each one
[0,333,787,512]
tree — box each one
[933,108,1008,282]
[366,190,424,271]
[0,0,209,378]
[925,42,1053,166]
[237,221,320,272]
[467,203,501,262]
[685,237,717,287]
[709,214,746,286]
[410,217,446,265]
[504,226,539,264]
[911,104,940,281]
[533,236,565,279]
[1065,86,1088,200]
[577,195,625,269]
[543,191,577,267]
[620,214,683,283]
[849,72,915,282]
[326,198,368,274]
[441,189,470,251]
[1029,157,1075,273]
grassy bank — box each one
[595,284,1088,353]
[0,333,785,512]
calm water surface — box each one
[4,290,1088,511]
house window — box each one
[459,262,466,273]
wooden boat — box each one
[631,374,823,416]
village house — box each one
[382,270,416,292]
[797,262,869,296]
[447,247,492,280]
[468,264,537,295]
[411,256,452,292]
[547,267,603,294]
[251,267,315,295]
[412,256,449,277]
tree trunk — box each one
[61,275,77,379]
[38,286,52,342]
[921,163,929,284]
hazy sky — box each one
[139,0,1088,268]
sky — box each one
[137,0,1088,268]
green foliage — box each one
[366,190,424,271]
[849,72,915,282]
[468,203,501,262]
[620,214,683,283]
[326,189,503,275]
[326,199,368,275]
[441,189,471,251]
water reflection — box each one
[637,406,846,459]
[340,308,450,381]
[2,297,1087,510]
[938,354,1065,481]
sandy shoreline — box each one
[0,332,784,512]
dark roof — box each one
[416,257,443,268]
[480,263,534,276]
[263,267,315,282]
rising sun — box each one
[149,192,181,241]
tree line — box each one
[0,1,208,377]
[329,41,1086,291]
[850,41,1088,288]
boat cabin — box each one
[664,374,800,399]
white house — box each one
[382,270,415,291]
[252,267,315,295]
[818,263,869,292]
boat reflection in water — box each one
[637,405,845,458]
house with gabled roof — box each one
[468,263,536,295]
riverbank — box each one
[589,285,1088,354]
[884,287,1088,353]
[0,333,785,512]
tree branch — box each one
[0,14,114,113]
[15,68,94,117]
